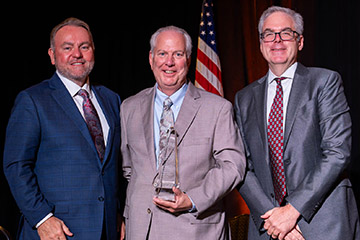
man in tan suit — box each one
[120,26,246,240]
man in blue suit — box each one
[3,18,122,240]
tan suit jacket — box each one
[121,82,246,240]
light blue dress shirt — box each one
[153,83,196,211]
[154,83,188,167]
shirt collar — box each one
[155,82,188,108]
[56,71,92,98]
[268,62,298,84]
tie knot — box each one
[274,77,286,85]
[77,89,89,99]
[163,97,173,110]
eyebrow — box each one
[263,27,293,32]
[61,41,92,47]
[156,50,185,53]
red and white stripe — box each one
[195,38,224,97]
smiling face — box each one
[149,30,190,96]
[260,11,304,76]
[48,25,95,86]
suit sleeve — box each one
[3,91,54,227]
[234,92,275,230]
[186,101,246,217]
[286,71,352,221]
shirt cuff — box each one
[35,213,53,228]
[188,195,197,213]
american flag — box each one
[195,0,223,97]
[195,0,250,217]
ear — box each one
[149,51,154,69]
[259,41,265,56]
[48,48,56,65]
[298,35,304,51]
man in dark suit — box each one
[234,6,360,240]
[3,18,122,240]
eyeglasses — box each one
[260,29,299,43]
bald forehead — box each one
[156,30,186,44]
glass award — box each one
[153,128,179,201]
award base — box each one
[155,187,175,202]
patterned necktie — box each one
[158,97,174,166]
[268,77,287,205]
[78,89,105,162]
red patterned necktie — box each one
[268,77,287,205]
[78,89,105,162]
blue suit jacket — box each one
[3,73,121,239]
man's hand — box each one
[119,217,125,240]
[153,186,192,213]
[37,216,73,240]
[261,204,301,240]
[284,225,305,240]
[117,213,125,240]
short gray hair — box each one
[149,25,192,59]
[258,6,304,36]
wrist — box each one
[36,213,54,228]
[286,203,301,219]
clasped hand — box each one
[261,204,305,240]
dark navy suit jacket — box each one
[3,73,121,239]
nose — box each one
[274,32,282,42]
[72,47,83,58]
[165,55,175,66]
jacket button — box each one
[147,208,151,214]
[98,196,105,202]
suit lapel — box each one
[174,83,201,146]
[253,65,310,152]
[49,74,99,161]
[248,74,276,193]
[252,75,269,158]
[140,87,157,171]
[284,63,309,150]
[157,83,201,162]
[92,86,115,166]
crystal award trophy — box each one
[153,128,179,201]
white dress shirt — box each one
[57,71,109,145]
[266,62,297,130]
